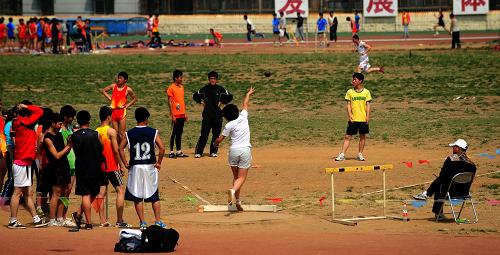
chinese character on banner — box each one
[275,0,309,17]
[363,0,398,17]
[453,0,489,15]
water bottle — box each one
[402,202,408,220]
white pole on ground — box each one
[383,170,386,216]
[331,173,335,220]
[105,191,109,221]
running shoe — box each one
[34,218,49,228]
[72,212,82,228]
[115,221,132,228]
[176,152,189,158]
[210,153,218,157]
[85,223,93,230]
[61,218,77,227]
[139,221,147,231]
[99,222,110,227]
[379,66,385,74]
[168,152,176,158]
[194,154,201,158]
[155,221,167,228]
[8,220,26,229]
[413,193,428,201]
[356,153,365,161]
[335,153,345,161]
[48,219,60,227]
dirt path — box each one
[1,144,499,254]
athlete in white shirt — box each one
[215,87,255,211]
[352,34,384,74]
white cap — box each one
[449,139,468,150]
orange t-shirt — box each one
[96,125,118,172]
[166,83,186,117]
[213,32,222,39]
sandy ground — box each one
[0,143,499,254]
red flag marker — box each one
[402,161,413,168]
[418,159,430,164]
[319,196,326,206]
[266,197,283,204]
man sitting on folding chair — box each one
[413,139,476,221]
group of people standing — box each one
[0,68,257,229]
[0,15,95,54]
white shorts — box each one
[13,163,33,187]
[359,55,371,72]
[228,147,252,169]
[126,164,159,200]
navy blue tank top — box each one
[126,126,157,166]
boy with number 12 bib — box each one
[100,72,138,144]
[119,107,166,231]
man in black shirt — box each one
[295,12,305,42]
[193,71,233,158]
[413,139,476,219]
[71,110,103,229]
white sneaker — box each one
[228,189,236,204]
[413,192,427,201]
[194,154,201,158]
[48,219,60,227]
[335,153,345,161]
[61,218,77,227]
[210,153,218,157]
[356,153,365,161]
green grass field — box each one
[1,49,499,149]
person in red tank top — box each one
[100,72,138,144]
[17,18,27,50]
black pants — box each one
[452,31,461,49]
[52,38,59,54]
[170,117,185,151]
[426,177,444,214]
[195,117,222,155]
[330,26,337,41]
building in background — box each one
[0,0,499,15]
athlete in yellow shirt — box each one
[335,73,372,161]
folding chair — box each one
[438,172,478,224]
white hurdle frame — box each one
[325,164,405,226]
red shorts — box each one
[112,108,126,122]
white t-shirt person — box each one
[221,110,251,149]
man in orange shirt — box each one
[95,106,131,228]
[209,28,223,48]
[346,17,357,36]
[402,10,411,39]
[166,70,188,158]
[100,72,138,144]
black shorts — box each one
[8,35,15,40]
[273,31,280,35]
[49,167,71,187]
[100,171,124,187]
[125,189,160,203]
[438,21,445,27]
[346,121,369,135]
[75,176,100,196]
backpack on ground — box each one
[114,229,144,253]
[142,225,179,252]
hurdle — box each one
[325,164,407,226]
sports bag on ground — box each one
[142,225,179,252]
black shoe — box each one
[176,152,189,158]
[168,152,176,158]
[85,223,93,230]
[33,218,49,228]
[72,212,82,229]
